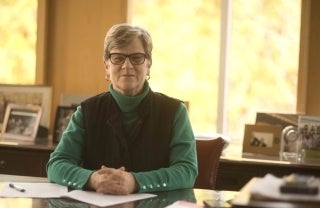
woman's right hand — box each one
[87,166,138,195]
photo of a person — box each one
[1,103,42,141]
[250,132,274,148]
[5,109,38,136]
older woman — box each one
[47,23,198,195]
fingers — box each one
[94,166,133,195]
[101,165,125,171]
[96,176,130,195]
[118,166,126,171]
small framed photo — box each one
[0,85,52,128]
[1,103,42,141]
[242,124,282,156]
[298,115,320,160]
[53,106,77,144]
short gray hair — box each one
[103,24,153,60]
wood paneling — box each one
[305,0,320,116]
[45,0,128,131]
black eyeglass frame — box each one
[108,53,147,65]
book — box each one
[249,174,320,202]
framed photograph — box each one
[1,103,42,141]
[298,115,320,160]
[53,106,77,144]
[242,124,282,156]
[0,85,52,129]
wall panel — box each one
[305,0,320,116]
[45,0,128,131]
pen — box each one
[9,183,25,192]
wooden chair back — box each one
[194,137,225,189]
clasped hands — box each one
[87,165,138,195]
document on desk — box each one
[0,182,157,207]
[61,190,156,207]
[0,182,67,198]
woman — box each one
[47,23,198,195]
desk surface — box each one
[221,152,320,167]
[0,174,236,208]
[0,138,55,151]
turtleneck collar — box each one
[110,81,150,113]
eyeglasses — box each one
[108,53,147,65]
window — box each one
[228,0,301,139]
[0,0,37,84]
[132,0,301,141]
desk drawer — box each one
[0,148,50,177]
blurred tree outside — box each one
[0,0,37,84]
[133,0,301,140]
[133,0,221,135]
[228,0,300,139]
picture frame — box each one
[0,85,52,129]
[53,106,77,144]
[1,103,42,141]
[242,124,282,156]
[298,115,320,160]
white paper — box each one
[62,190,157,207]
[0,182,67,198]
[0,182,157,207]
[250,174,320,202]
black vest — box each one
[81,90,181,172]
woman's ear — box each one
[104,60,110,80]
[148,58,152,68]
[146,59,152,76]
[104,60,109,69]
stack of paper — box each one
[249,174,320,202]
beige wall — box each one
[44,0,128,131]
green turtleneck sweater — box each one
[109,82,149,136]
[47,82,198,193]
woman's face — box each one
[104,38,152,96]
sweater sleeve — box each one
[47,103,198,192]
[46,106,93,189]
[133,103,198,192]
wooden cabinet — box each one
[216,154,320,191]
[0,140,55,177]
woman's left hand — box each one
[88,166,138,195]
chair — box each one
[194,137,225,190]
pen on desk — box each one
[9,183,26,192]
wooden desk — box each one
[0,174,237,208]
[216,153,320,191]
[0,138,55,177]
